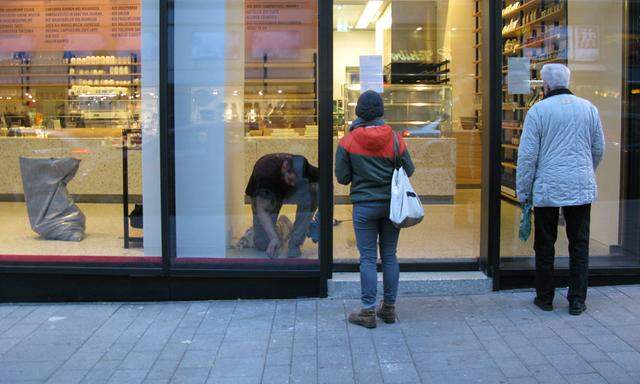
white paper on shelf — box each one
[359,55,383,94]
[507,57,532,95]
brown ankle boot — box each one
[376,302,396,324]
[348,308,376,329]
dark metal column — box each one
[480,0,503,288]
[318,0,334,296]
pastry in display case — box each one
[342,83,452,137]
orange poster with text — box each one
[245,0,317,61]
[0,0,140,53]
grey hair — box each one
[540,64,571,90]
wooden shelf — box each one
[502,8,566,38]
[0,63,140,68]
[502,0,541,19]
[503,125,524,130]
[245,78,315,84]
[502,143,519,150]
[0,83,138,88]
[501,190,520,203]
[245,62,314,69]
[0,73,140,78]
[502,161,517,170]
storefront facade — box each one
[0,0,638,301]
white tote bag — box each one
[389,133,424,228]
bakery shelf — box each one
[0,63,141,68]
[502,8,565,38]
[245,62,314,69]
[502,162,518,170]
[503,125,524,131]
[0,73,141,78]
[502,0,541,19]
[245,78,316,84]
[502,143,519,150]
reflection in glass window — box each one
[172,0,319,264]
[0,0,161,262]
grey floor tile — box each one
[209,357,265,378]
[419,368,506,384]
[527,364,568,384]
[608,351,640,373]
[45,369,88,384]
[266,347,293,366]
[106,369,148,384]
[318,364,354,384]
[146,359,180,380]
[380,362,420,384]
[318,346,351,367]
[178,349,215,369]
[0,361,61,382]
[494,357,530,378]
[412,350,496,372]
[565,373,608,384]
[570,343,611,363]
[548,352,594,375]
[170,367,209,384]
[262,365,291,384]
[590,361,638,384]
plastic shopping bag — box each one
[519,202,533,242]
[389,133,424,228]
[389,166,424,228]
[19,157,86,241]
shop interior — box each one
[0,0,632,265]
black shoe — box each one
[569,301,587,316]
[534,297,553,312]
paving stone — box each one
[565,373,608,384]
[548,353,594,375]
[209,357,264,378]
[570,343,611,363]
[178,349,215,369]
[590,361,638,384]
[265,347,292,366]
[262,364,291,384]
[45,369,88,384]
[317,364,354,384]
[106,369,148,384]
[527,364,568,384]
[494,357,530,378]
[608,351,640,373]
[380,362,420,384]
[170,367,209,384]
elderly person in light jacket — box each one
[517,64,605,316]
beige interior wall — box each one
[568,0,623,248]
[437,0,476,126]
[333,30,376,100]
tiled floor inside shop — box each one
[0,190,610,260]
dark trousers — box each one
[251,181,317,251]
[534,204,591,305]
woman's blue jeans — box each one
[353,201,400,309]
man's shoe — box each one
[534,297,553,312]
[376,302,396,324]
[569,301,587,316]
[348,308,376,329]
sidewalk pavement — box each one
[1,286,640,384]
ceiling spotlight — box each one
[416,27,423,31]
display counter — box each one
[0,137,141,199]
[1,135,456,202]
[244,136,456,201]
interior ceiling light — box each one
[356,0,383,29]
[416,27,423,31]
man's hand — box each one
[266,238,280,259]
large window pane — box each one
[332,0,484,262]
[499,0,639,268]
[0,0,161,262]
[172,0,320,265]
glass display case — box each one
[343,83,452,136]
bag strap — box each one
[392,132,400,170]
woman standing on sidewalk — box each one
[335,90,415,328]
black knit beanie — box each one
[355,90,384,121]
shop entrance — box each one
[331,0,485,266]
